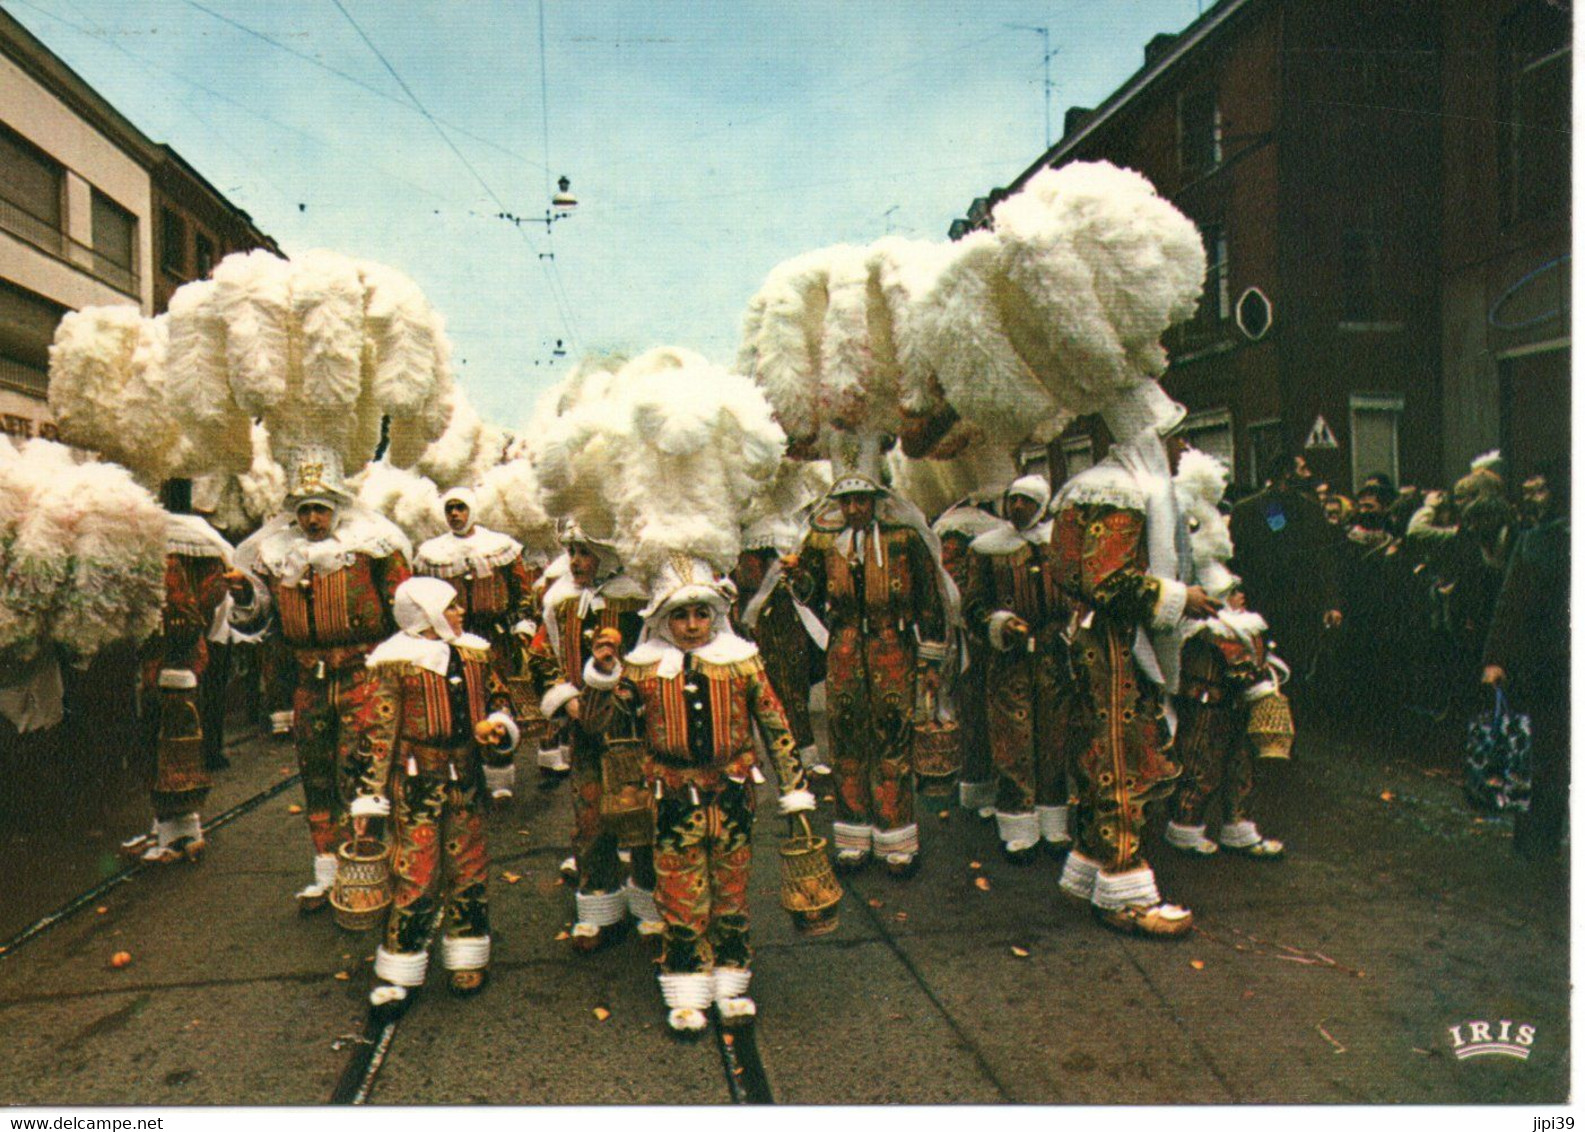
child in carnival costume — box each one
[362,576,520,1009]
[414,486,539,802]
[532,522,659,949]
[932,498,1004,819]
[1164,448,1288,859]
[574,556,814,1035]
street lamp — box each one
[551,175,577,212]
[495,175,579,232]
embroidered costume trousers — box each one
[652,781,754,974]
[385,758,490,954]
[827,626,917,832]
[986,646,1072,813]
[1067,622,1181,871]
[292,659,388,855]
[1170,694,1253,828]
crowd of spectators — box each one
[1222,450,1570,859]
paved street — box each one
[0,701,1567,1106]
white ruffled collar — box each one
[415,525,523,579]
[366,629,491,676]
[970,518,1053,555]
[624,629,758,679]
[239,505,411,586]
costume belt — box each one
[401,739,475,780]
[292,643,375,679]
[645,750,757,801]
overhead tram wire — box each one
[328,0,577,354]
[176,0,553,176]
[8,0,464,213]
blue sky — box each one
[8,0,1206,427]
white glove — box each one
[778,789,817,815]
[349,794,391,819]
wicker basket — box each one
[155,688,209,796]
[599,738,655,849]
[1247,689,1295,760]
[913,719,961,798]
[779,815,842,936]
[330,837,392,932]
[504,675,549,749]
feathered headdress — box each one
[350,461,447,544]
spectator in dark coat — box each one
[1482,458,1569,860]
[1229,454,1343,690]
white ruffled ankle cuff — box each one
[482,763,516,794]
[832,822,873,852]
[873,824,919,856]
[374,946,429,987]
[313,853,338,889]
[1166,820,1210,849]
[1036,805,1069,843]
[1059,850,1102,901]
[713,966,751,1001]
[537,744,571,772]
[1219,820,1262,849]
[1092,866,1162,911]
[658,971,714,1010]
[624,881,660,924]
[441,934,490,971]
[576,888,627,927]
[995,810,1039,848]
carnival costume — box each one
[965,475,1076,860]
[933,500,1004,818]
[788,445,951,877]
[533,525,657,949]
[732,516,828,777]
[579,558,813,1034]
[1164,450,1287,859]
[123,513,235,863]
[1050,383,1196,938]
[364,577,519,1008]
[414,485,538,801]
[233,450,413,912]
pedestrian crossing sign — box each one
[1305,415,1339,450]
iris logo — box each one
[1447,1019,1536,1060]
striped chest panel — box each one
[455,571,510,616]
[399,656,488,742]
[635,667,749,763]
[275,560,388,646]
[554,600,639,687]
[826,529,913,622]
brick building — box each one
[955,0,1569,492]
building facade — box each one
[0,9,275,444]
[956,0,1568,492]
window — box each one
[1060,435,1094,478]
[1179,88,1222,175]
[1190,226,1230,332]
[1500,2,1570,224]
[195,231,216,278]
[92,190,135,270]
[161,208,186,275]
[0,280,70,396]
[1349,394,1403,493]
[0,125,64,253]
[1181,408,1235,475]
[1340,227,1382,322]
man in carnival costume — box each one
[731,515,828,778]
[232,446,412,911]
[121,496,241,864]
[1050,383,1221,938]
[965,475,1077,862]
[575,556,813,1035]
[414,486,539,802]
[932,498,1004,819]
[364,576,520,1011]
[532,521,659,949]
[786,437,953,878]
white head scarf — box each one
[440,487,477,534]
[367,576,489,675]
